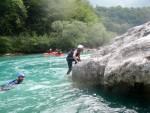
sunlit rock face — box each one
[72,21,150,93]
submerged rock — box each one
[72,21,150,93]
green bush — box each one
[0,36,13,54]
[13,33,53,53]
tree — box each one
[0,0,27,35]
[95,6,150,34]
[51,20,87,50]
[86,23,116,48]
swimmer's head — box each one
[18,73,24,77]
[17,73,25,82]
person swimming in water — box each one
[0,73,25,91]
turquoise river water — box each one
[0,54,150,113]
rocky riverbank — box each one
[72,21,150,94]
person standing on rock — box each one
[66,45,84,74]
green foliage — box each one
[0,37,13,53]
[13,33,52,53]
[0,0,27,35]
[0,0,116,54]
[61,21,87,48]
[23,0,98,34]
[86,23,116,48]
[72,0,98,23]
[95,6,150,34]
[51,20,87,50]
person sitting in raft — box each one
[56,49,63,55]
[54,49,59,52]
[66,45,84,74]
[1,73,25,91]
[53,48,60,55]
[48,48,53,53]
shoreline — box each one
[0,53,23,57]
[0,48,98,57]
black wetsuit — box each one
[66,48,80,74]
[1,79,22,91]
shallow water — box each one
[0,54,150,113]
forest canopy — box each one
[95,6,150,34]
[0,0,149,54]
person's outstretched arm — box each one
[78,53,81,61]
[73,50,78,63]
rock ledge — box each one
[72,22,150,93]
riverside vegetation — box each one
[0,0,150,54]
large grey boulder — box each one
[72,22,150,92]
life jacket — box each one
[67,48,79,60]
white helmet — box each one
[77,45,84,49]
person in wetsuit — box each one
[1,73,25,91]
[66,45,84,74]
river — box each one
[0,54,149,113]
